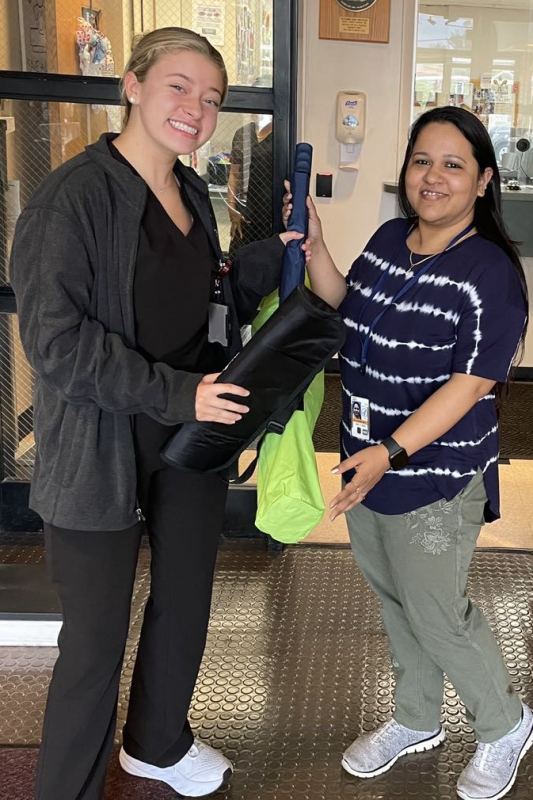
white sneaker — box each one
[119,739,233,797]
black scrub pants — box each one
[34,450,228,800]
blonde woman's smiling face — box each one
[128,50,224,156]
[405,122,492,229]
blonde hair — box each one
[121,27,228,123]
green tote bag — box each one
[251,290,326,543]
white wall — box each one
[298,0,418,274]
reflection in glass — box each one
[415,3,533,172]
[417,12,473,52]
[0,1,274,87]
[0,102,273,271]
[180,112,273,253]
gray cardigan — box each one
[10,133,284,530]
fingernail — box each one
[331,468,339,474]
[330,513,336,522]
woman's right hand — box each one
[282,181,324,248]
[196,373,250,424]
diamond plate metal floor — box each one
[1,540,532,799]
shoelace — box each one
[371,720,399,747]
[474,739,512,773]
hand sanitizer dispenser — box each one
[336,91,366,171]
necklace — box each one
[151,175,179,195]
[153,183,174,195]
[408,229,476,269]
[409,250,436,268]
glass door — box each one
[0,0,298,530]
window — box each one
[2,1,274,87]
[414,2,533,168]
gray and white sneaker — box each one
[457,703,533,800]
[342,718,445,778]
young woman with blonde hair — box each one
[11,27,301,800]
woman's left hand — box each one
[277,232,312,265]
[329,444,390,520]
[279,230,306,247]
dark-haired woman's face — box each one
[405,122,492,229]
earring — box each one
[129,97,135,104]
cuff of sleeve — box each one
[168,372,204,422]
[234,234,285,291]
[237,234,284,267]
[451,366,508,385]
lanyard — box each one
[213,259,232,303]
[358,223,474,374]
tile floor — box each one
[2,546,533,799]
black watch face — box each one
[391,450,409,471]
[335,0,378,11]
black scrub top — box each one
[109,142,219,472]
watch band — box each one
[381,436,409,471]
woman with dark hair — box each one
[287,107,532,800]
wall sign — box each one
[319,0,390,44]
[192,3,226,46]
[340,17,370,35]
[335,1,378,10]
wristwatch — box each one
[381,436,409,471]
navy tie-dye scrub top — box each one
[338,217,527,521]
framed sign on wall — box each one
[319,0,390,44]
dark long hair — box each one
[398,106,528,396]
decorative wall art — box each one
[319,0,390,44]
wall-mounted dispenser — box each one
[336,91,366,170]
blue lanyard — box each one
[358,223,474,374]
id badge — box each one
[208,302,230,347]
[351,395,370,441]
